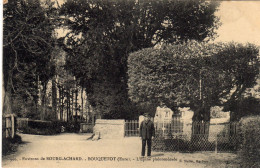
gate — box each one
[154,114,183,138]
[125,120,139,137]
[124,116,183,137]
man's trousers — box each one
[141,139,152,156]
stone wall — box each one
[93,119,125,139]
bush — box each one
[238,116,260,167]
[19,120,63,135]
[2,134,22,155]
[22,127,60,135]
[62,121,80,133]
[19,120,84,134]
[229,97,260,121]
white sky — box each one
[214,1,260,46]
[55,1,260,46]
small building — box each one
[154,106,174,124]
[154,106,183,138]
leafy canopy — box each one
[3,0,56,116]
[128,41,259,120]
[59,0,220,118]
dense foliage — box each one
[59,0,220,118]
[229,97,260,121]
[238,116,260,167]
[128,41,259,121]
[3,0,56,118]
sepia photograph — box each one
[1,0,260,168]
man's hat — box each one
[143,113,151,117]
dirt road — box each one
[2,133,239,168]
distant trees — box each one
[59,0,220,118]
[3,0,93,122]
[52,47,88,122]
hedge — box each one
[19,120,81,135]
[127,41,259,111]
[238,116,260,167]
[18,120,63,135]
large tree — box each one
[128,41,259,119]
[3,0,55,118]
[127,41,259,140]
[59,0,220,119]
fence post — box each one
[11,114,15,138]
[124,120,127,137]
[162,120,165,137]
[5,116,9,138]
[215,123,218,154]
[127,120,130,136]
[123,120,125,137]
[134,120,136,136]
[131,120,133,136]
[135,120,137,136]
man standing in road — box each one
[139,113,155,157]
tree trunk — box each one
[75,89,78,122]
[87,98,90,123]
[81,87,84,121]
[191,105,211,150]
[52,78,57,120]
[41,82,47,120]
[58,86,61,120]
[3,70,13,115]
[71,90,74,121]
[61,87,64,121]
[66,89,69,122]
[35,75,40,117]
[68,89,71,121]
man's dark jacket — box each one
[139,120,155,139]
